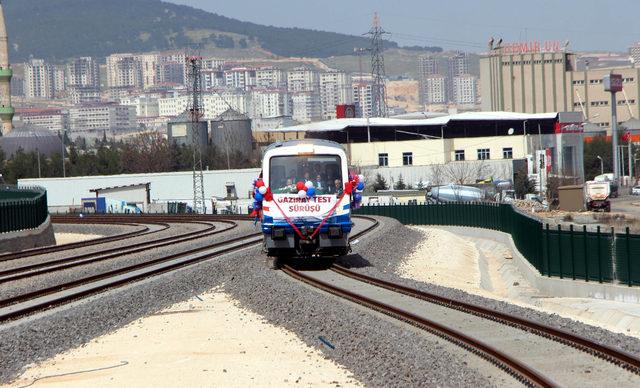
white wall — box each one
[19,168,262,207]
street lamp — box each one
[596,155,603,175]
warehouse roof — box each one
[266,111,559,133]
[90,182,151,193]
[0,126,63,157]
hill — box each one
[2,0,427,61]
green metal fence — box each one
[615,228,640,286]
[354,203,631,285]
[0,186,49,234]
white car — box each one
[632,186,640,196]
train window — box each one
[270,155,343,194]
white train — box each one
[256,140,355,262]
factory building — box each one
[262,111,584,186]
[480,41,640,129]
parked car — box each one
[632,185,640,196]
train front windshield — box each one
[270,155,343,195]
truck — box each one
[585,181,611,212]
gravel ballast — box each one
[3,216,639,385]
[339,216,640,357]
[0,217,492,386]
[0,221,250,300]
[52,223,141,237]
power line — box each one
[186,55,206,214]
[367,12,388,118]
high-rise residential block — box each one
[23,59,55,99]
[452,74,478,105]
[250,89,292,118]
[352,74,373,118]
[106,53,141,89]
[287,67,319,93]
[256,67,287,89]
[422,75,447,105]
[446,52,469,103]
[66,57,100,88]
[630,42,640,66]
[319,70,352,119]
[224,67,256,90]
[291,92,322,123]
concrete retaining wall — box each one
[0,216,56,254]
[439,225,640,304]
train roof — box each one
[263,139,345,153]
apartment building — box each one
[158,91,249,120]
[287,67,319,93]
[66,57,100,88]
[68,103,136,132]
[15,108,68,132]
[106,53,141,89]
[256,67,287,89]
[250,89,292,118]
[23,59,54,99]
[452,74,478,105]
[319,70,352,120]
[352,75,373,118]
[291,92,322,123]
[224,67,256,90]
[422,75,447,105]
[446,52,470,102]
[418,54,439,105]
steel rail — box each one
[330,264,640,375]
[0,220,238,283]
[0,215,371,322]
[281,264,553,387]
[0,222,153,262]
[0,232,264,322]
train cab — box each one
[259,139,353,259]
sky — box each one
[167,0,640,53]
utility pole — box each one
[604,73,622,184]
[58,130,66,177]
[366,12,389,118]
[354,47,372,141]
[36,148,41,178]
[186,55,206,214]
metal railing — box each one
[0,185,49,234]
[354,203,640,286]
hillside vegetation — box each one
[3,0,413,61]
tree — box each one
[514,167,535,199]
[372,173,389,191]
[429,163,446,186]
[443,160,490,185]
[583,135,612,180]
[394,174,406,190]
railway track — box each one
[0,220,237,283]
[0,214,365,322]
[0,231,263,322]
[282,216,640,387]
[0,214,251,263]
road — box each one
[611,196,640,217]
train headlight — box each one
[328,226,343,239]
[271,227,286,240]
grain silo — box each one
[210,108,253,160]
[167,111,208,148]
